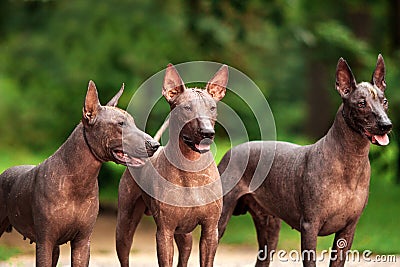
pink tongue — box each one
[195,143,210,151]
[374,134,389,146]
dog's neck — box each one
[324,104,370,158]
[49,123,102,188]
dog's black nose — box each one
[379,121,392,132]
[145,140,160,154]
[199,128,215,139]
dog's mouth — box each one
[182,136,213,154]
[364,131,390,146]
[112,149,146,167]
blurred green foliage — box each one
[1,0,399,151]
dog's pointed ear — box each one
[206,65,228,101]
[106,83,124,107]
[162,64,186,103]
[371,54,386,92]
[83,80,101,125]
[335,58,357,98]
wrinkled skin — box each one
[116,64,228,267]
[218,55,392,267]
[0,81,159,267]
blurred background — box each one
[0,0,399,262]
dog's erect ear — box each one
[335,58,357,98]
[162,64,186,103]
[371,54,386,92]
[106,83,124,107]
[83,80,101,125]
[206,65,228,101]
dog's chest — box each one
[35,195,99,244]
[56,201,99,244]
[157,201,222,233]
[318,185,369,235]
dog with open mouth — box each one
[217,54,392,267]
[0,81,159,266]
[116,63,228,267]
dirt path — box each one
[0,212,258,266]
[0,213,398,266]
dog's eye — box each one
[118,121,125,127]
[357,100,366,108]
[183,105,192,111]
[383,98,388,106]
[210,106,216,112]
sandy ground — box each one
[0,212,398,267]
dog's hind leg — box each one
[71,235,90,266]
[248,206,281,267]
[0,191,11,237]
[175,233,193,267]
[116,172,146,267]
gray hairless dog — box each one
[0,81,159,266]
[116,64,228,267]
[218,55,392,267]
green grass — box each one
[0,246,20,262]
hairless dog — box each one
[116,64,228,267]
[218,55,392,267]
[0,81,159,266]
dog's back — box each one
[0,165,36,237]
[218,140,305,218]
[0,165,36,188]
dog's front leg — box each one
[116,198,146,267]
[199,222,219,267]
[300,219,319,267]
[116,172,146,267]
[175,233,193,267]
[71,236,90,267]
[156,227,174,267]
[36,241,55,267]
[329,220,358,267]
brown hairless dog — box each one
[0,81,159,266]
[218,55,392,267]
[116,64,228,267]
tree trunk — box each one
[305,54,332,140]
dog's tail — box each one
[153,117,169,143]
